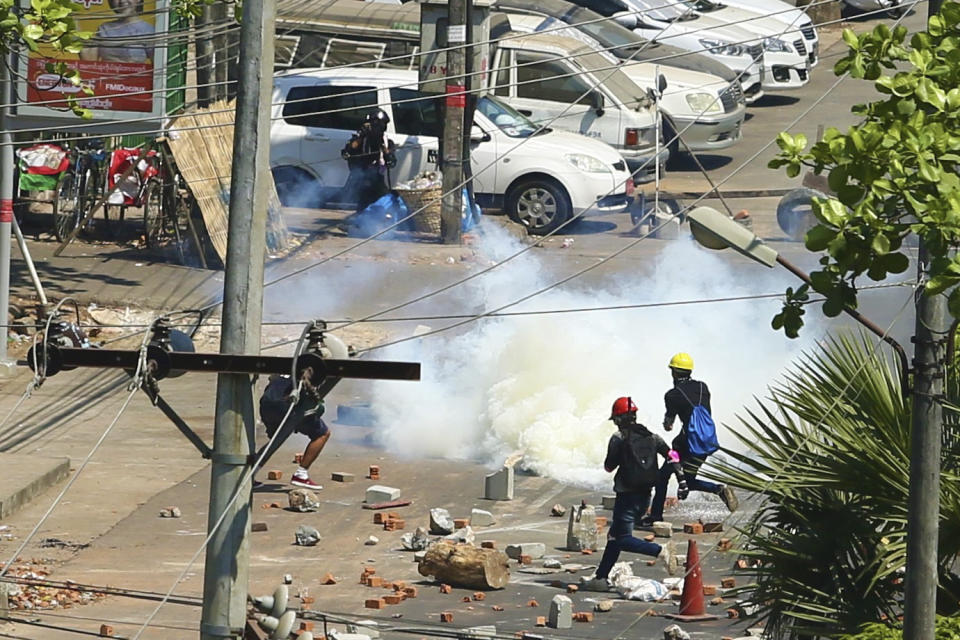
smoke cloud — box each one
[361,222,822,491]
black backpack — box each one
[259,375,294,437]
[619,428,660,489]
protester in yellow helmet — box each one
[642,353,738,525]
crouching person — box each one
[581,397,685,590]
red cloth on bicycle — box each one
[108,148,158,205]
[17,144,69,175]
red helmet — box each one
[610,397,638,420]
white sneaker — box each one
[658,541,678,576]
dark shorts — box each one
[296,415,329,440]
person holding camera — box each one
[340,109,397,213]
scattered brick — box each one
[645,560,656,566]
[718,538,733,551]
[332,472,355,483]
[527,600,539,607]
[595,516,608,528]
[294,453,303,464]
[492,606,504,612]
[251,522,268,532]
[300,621,315,632]
[581,549,594,555]
[365,598,385,609]
[403,587,418,598]
[267,470,283,480]
[573,612,594,623]
[519,554,532,565]
[392,581,407,591]
[367,576,383,588]
[454,518,469,529]
[382,582,395,590]
[99,624,114,637]
[703,585,717,596]
[721,577,736,589]
[384,519,406,531]
[683,523,704,535]
[321,573,337,585]
[369,465,381,479]
[702,521,723,533]
[363,566,376,574]
[481,541,496,549]
[644,534,655,542]
[536,616,547,627]
[566,584,579,594]
[301,596,315,605]
[722,637,735,640]
[726,609,739,619]
[440,584,452,594]
[374,513,388,524]
[462,596,472,603]
[711,597,725,606]
[736,559,750,569]
[647,610,659,617]
[473,592,485,601]
[384,595,404,605]
[440,612,454,623]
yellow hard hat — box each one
[669,352,694,371]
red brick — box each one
[736,559,749,569]
[368,465,380,479]
[645,560,656,566]
[99,625,114,637]
[392,581,407,591]
[703,585,717,596]
[367,576,383,588]
[683,522,704,535]
[439,584,452,594]
[363,566,376,574]
[321,572,337,585]
[294,453,303,464]
[374,513,388,524]
[365,598,385,609]
[481,541,495,549]
[472,592,485,601]
[299,621,315,632]
[462,596,472,603]
[382,582,395,590]
[644,534,655,542]
[702,521,724,533]
[711,597,725,606]
[536,617,547,627]
[301,596,315,605]
[581,549,594,555]
[267,470,283,480]
[384,595,404,605]
[440,612,454,623]
[567,583,580,593]
[718,538,733,551]
[721,577,736,589]
[403,586,418,598]
[519,554,532,565]
[269,502,281,509]
[726,609,739,619]
[595,516,608,528]
[492,605,504,612]
[573,612,594,622]
[454,518,469,529]
[384,519,406,531]
[527,599,539,607]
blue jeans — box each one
[595,489,662,580]
[649,455,721,522]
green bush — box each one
[839,616,960,640]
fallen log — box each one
[417,541,510,590]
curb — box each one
[0,454,70,520]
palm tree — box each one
[709,333,960,638]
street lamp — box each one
[685,205,909,381]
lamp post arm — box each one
[776,254,910,389]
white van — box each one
[271,68,635,235]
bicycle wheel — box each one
[53,171,80,242]
[142,178,164,247]
[172,190,202,266]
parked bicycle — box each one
[53,139,110,242]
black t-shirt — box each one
[604,423,675,492]
[664,377,710,453]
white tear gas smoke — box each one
[363,224,822,491]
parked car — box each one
[714,0,819,66]
[271,68,635,234]
[504,12,746,157]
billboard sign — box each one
[17,0,169,121]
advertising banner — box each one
[18,0,168,121]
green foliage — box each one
[708,333,960,638]
[838,615,960,640]
[768,4,960,336]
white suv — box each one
[271,68,635,235]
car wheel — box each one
[505,178,572,236]
[660,118,684,166]
[272,166,321,208]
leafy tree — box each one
[709,333,960,638]
[838,615,960,640]
[769,5,960,338]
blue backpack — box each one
[679,384,720,458]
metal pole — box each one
[441,0,466,245]
[0,64,15,370]
[903,242,944,640]
[199,0,274,633]
[11,218,47,306]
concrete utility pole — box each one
[199,0,274,635]
[440,0,466,245]
[0,63,15,371]
[903,246,946,640]
[195,7,215,108]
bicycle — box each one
[141,139,208,268]
[53,139,109,242]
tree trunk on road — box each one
[418,541,510,590]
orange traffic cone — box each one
[664,540,719,621]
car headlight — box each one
[565,153,608,173]
[684,92,723,114]
[763,37,792,53]
[698,38,744,57]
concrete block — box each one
[0,454,69,520]
[366,485,401,503]
[702,522,724,533]
[332,472,355,483]
[459,625,497,639]
[505,543,546,560]
[430,508,455,534]
[483,466,514,501]
[566,505,600,551]
[548,595,572,629]
[601,495,617,510]
[251,522,268,532]
[470,508,495,526]
[652,521,673,538]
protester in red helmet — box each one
[580,397,685,591]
